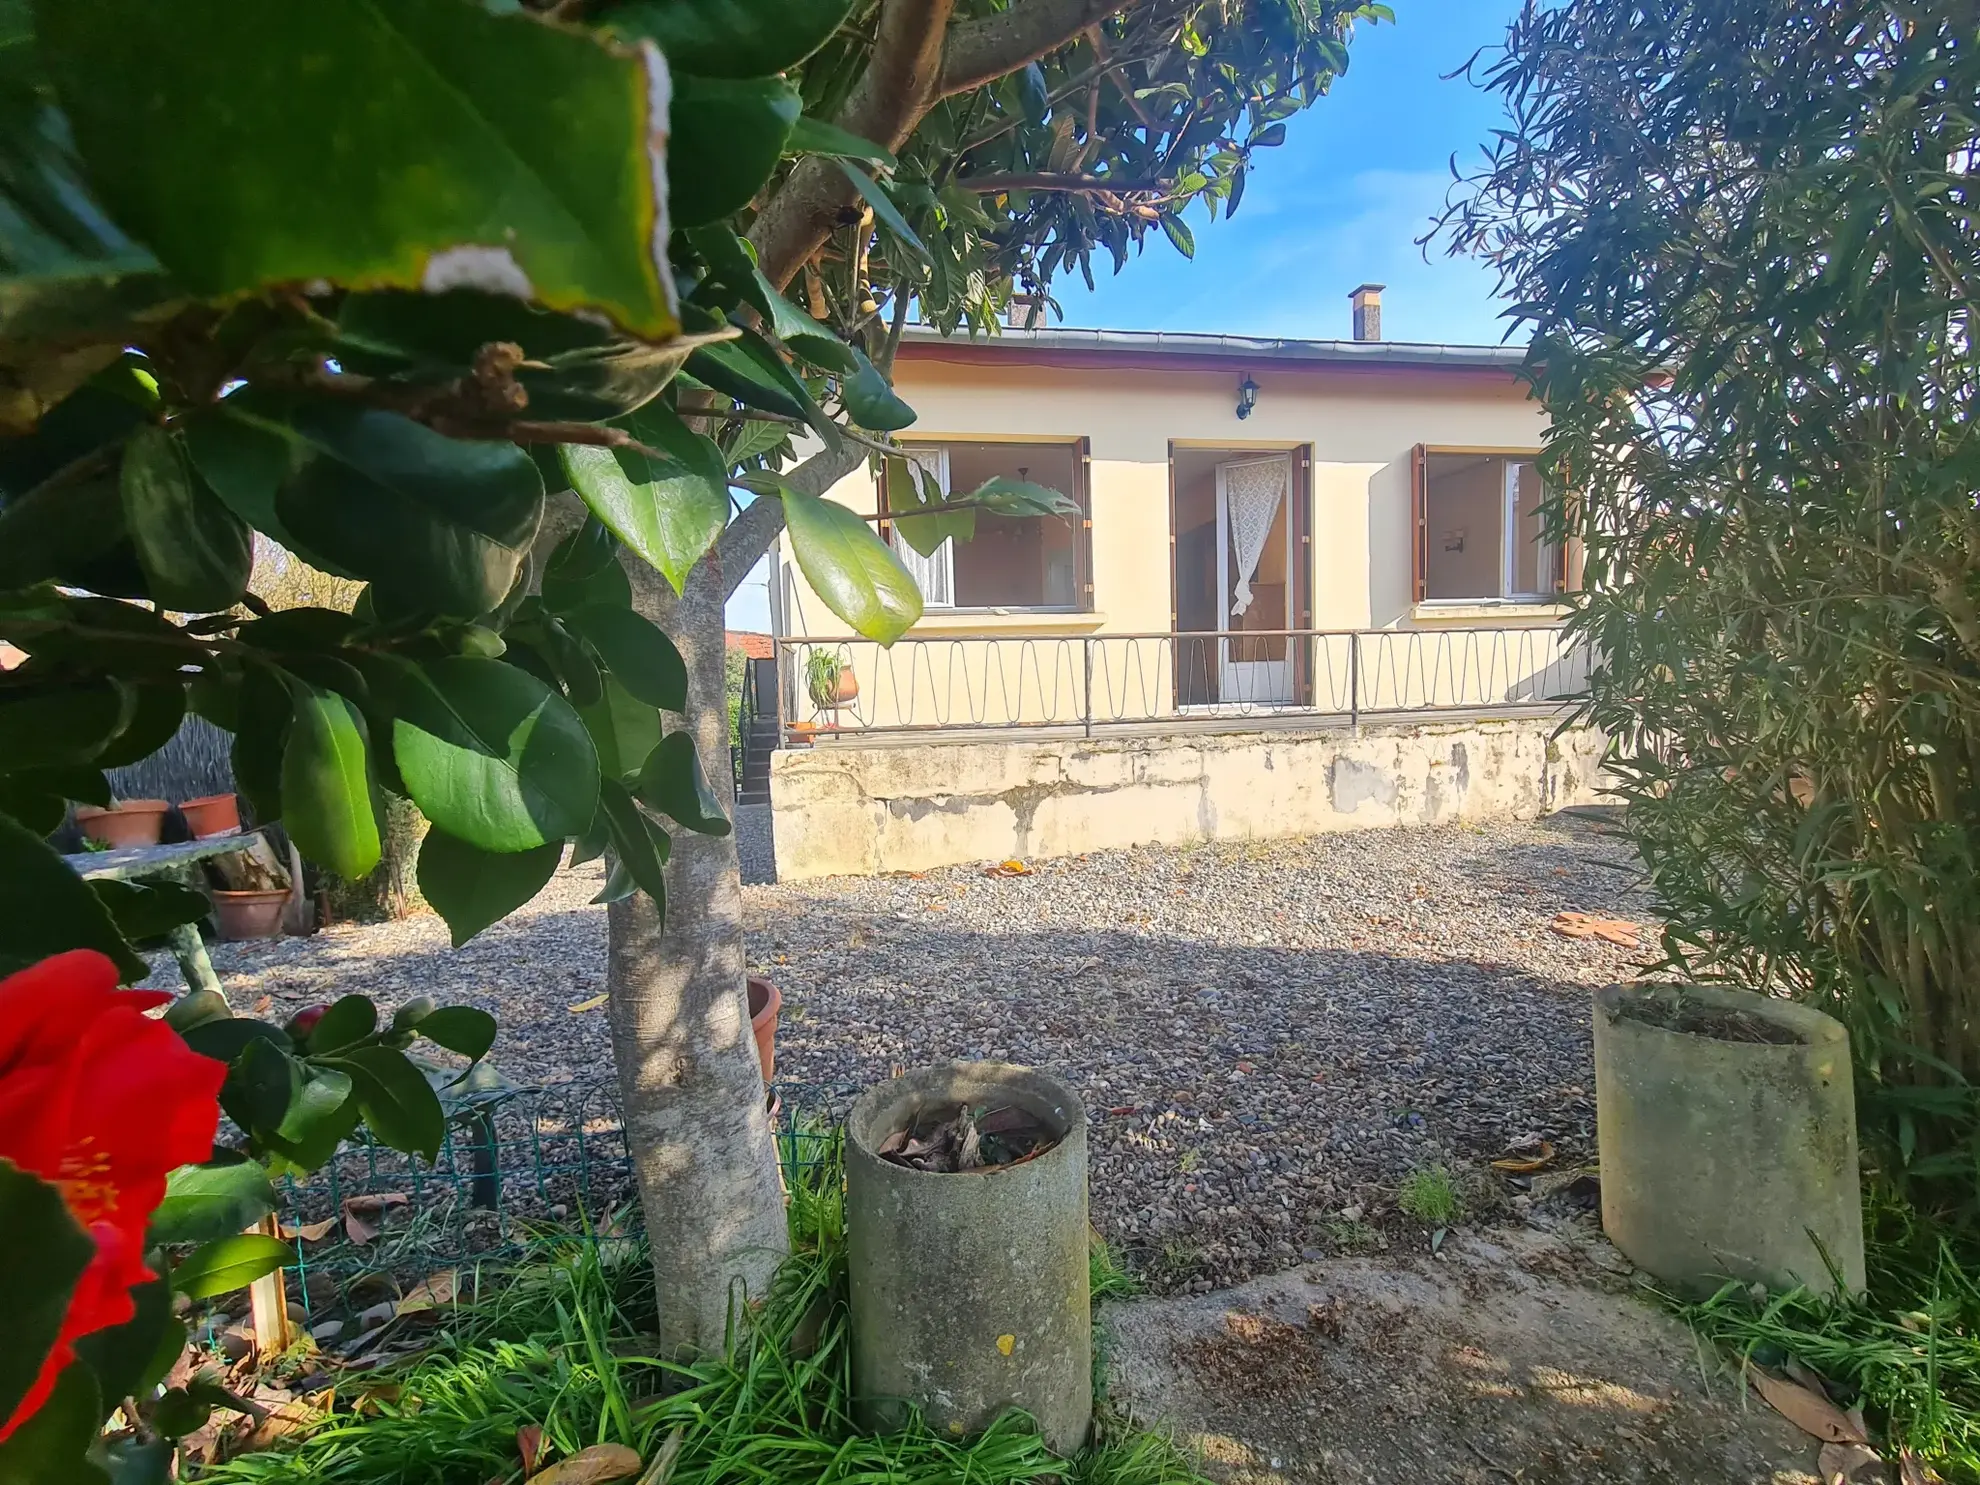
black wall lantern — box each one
[1235,374,1259,420]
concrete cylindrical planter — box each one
[1595,982,1863,1296]
[746,975,781,1084]
[846,1062,1091,1453]
[76,799,169,849]
[213,888,289,941]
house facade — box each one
[761,296,1605,879]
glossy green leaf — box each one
[37,0,680,339]
[162,990,230,1034]
[230,664,292,825]
[578,674,663,783]
[119,424,251,612]
[567,604,688,711]
[0,467,145,597]
[148,1391,211,1443]
[838,161,929,263]
[0,679,130,770]
[841,348,917,431]
[178,1016,291,1064]
[182,407,299,545]
[603,0,853,77]
[281,683,381,879]
[786,114,897,168]
[541,541,633,616]
[752,270,858,371]
[391,658,600,852]
[322,1045,445,1161]
[632,729,731,837]
[221,1038,303,1136]
[416,1005,499,1061]
[305,994,377,1055]
[780,488,922,643]
[886,454,972,557]
[560,442,725,597]
[0,1361,106,1485]
[0,807,147,981]
[970,475,1080,518]
[269,1070,358,1171]
[418,827,562,948]
[149,1161,280,1247]
[90,878,209,943]
[90,679,187,769]
[168,1234,290,1300]
[73,1275,172,1417]
[0,1161,93,1433]
[266,401,545,619]
[597,778,670,909]
[528,615,605,708]
[667,73,801,228]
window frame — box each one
[1411,443,1569,606]
[881,436,1095,614]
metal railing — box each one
[775,626,1591,742]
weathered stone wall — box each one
[770,716,1609,880]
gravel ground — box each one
[154,812,1653,1292]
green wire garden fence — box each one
[260,1074,854,1327]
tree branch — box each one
[958,172,1173,193]
[938,0,1135,98]
[749,1,957,289]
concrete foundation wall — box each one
[770,715,1609,880]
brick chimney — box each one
[1349,283,1385,342]
[1007,292,1045,330]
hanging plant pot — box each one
[1595,982,1863,1296]
[178,792,241,839]
[845,1061,1091,1452]
[746,975,781,1085]
[213,888,289,941]
[75,799,169,849]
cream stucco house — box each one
[756,290,1605,879]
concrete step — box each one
[737,787,771,806]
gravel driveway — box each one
[165,813,1652,1291]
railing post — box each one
[1348,630,1361,734]
[1081,636,1094,738]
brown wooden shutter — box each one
[1294,444,1313,705]
[1410,443,1428,604]
[1076,437,1094,610]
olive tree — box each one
[1442,0,1980,1194]
[0,0,1390,1380]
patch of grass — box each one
[1396,1165,1462,1226]
[1324,1218,1383,1255]
[1090,1234,1143,1304]
[1671,1189,1980,1481]
[203,1127,1212,1485]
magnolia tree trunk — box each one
[611,547,788,1353]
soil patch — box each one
[1103,1223,1819,1485]
[1620,996,1802,1046]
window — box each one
[884,440,1090,610]
[1412,447,1565,603]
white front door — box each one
[1214,456,1294,705]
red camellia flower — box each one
[0,949,226,1440]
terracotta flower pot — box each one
[178,793,241,839]
[747,975,782,1085]
[833,670,860,705]
[213,888,289,942]
[75,800,169,849]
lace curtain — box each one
[1224,457,1289,616]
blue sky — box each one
[729,0,1525,632]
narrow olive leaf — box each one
[415,1005,499,1061]
[391,658,601,851]
[667,73,800,228]
[597,778,670,907]
[120,424,252,611]
[840,348,917,431]
[602,0,854,78]
[281,683,381,879]
[567,604,688,711]
[148,1162,280,1247]
[37,0,680,339]
[786,114,897,168]
[418,827,562,948]
[0,1162,94,1432]
[1160,213,1196,259]
[632,730,732,837]
[168,1234,291,1300]
[837,161,929,262]
[0,808,148,981]
[780,487,922,643]
[559,443,724,596]
[322,1045,445,1161]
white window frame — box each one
[894,446,954,608]
[1499,457,1556,602]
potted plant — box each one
[844,1062,1091,1452]
[805,649,858,711]
[74,798,170,849]
[177,792,241,839]
[1594,981,1864,1296]
[212,887,289,941]
[746,975,781,1084]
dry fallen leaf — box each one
[397,1270,458,1315]
[277,1216,337,1243]
[341,1192,409,1246]
[568,994,609,1014]
[517,1423,544,1476]
[1818,1442,1882,1484]
[1491,1139,1556,1173]
[983,859,1033,877]
[250,995,274,1016]
[637,1428,684,1485]
[233,1398,321,1455]
[1899,1448,1943,1484]
[530,1444,644,1485]
[1550,911,1642,948]
[1747,1365,1867,1444]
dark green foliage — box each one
[1444,0,1980,1205]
